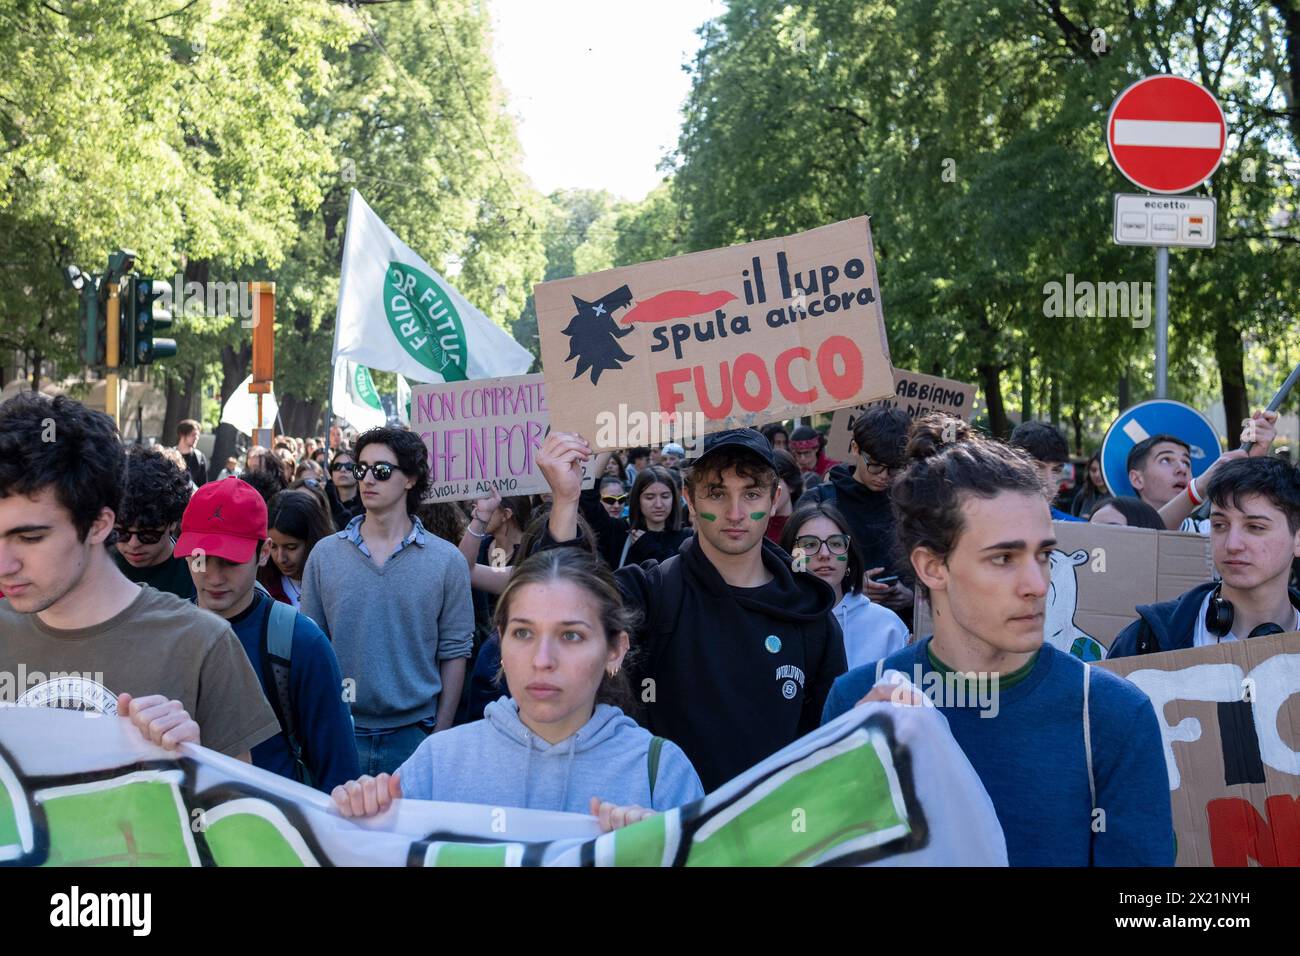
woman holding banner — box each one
[331,549,704,828]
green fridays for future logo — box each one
[353,364,382,410]
[385,262,468,382]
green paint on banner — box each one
[685,740,906,867]
[698,512,718,522]
[41,780,192,867]
[749,512,767,520]
[0,777,20,850]
[434,842,510,867]
[205,813,307,866]
[613,811,667,866]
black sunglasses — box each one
[115,526,167,545]
[794,533,851,556]
[331,461,356,474]
[353,462,398,481]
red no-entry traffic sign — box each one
[1106,76,1227,194]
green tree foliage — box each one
[508,188,620,366]
[0,0,546,444]
[669,0,1299,441]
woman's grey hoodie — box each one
[396,698,705,814]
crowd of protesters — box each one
[2,389,1297,860]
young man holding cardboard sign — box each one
[533,427,847,793]
[1108,456,1300,658]
[821,432,1173,866]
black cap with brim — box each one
[692,428,776,471]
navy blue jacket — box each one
[1108,581,1300,659]
[228,590,360,791]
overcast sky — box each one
[490,0,724,201]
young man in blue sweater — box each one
[1108,456,1300,658]
[822,430,1174,866]
[180,478,360,792]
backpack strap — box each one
[649,555,685,647]
[617,533,634,570]
[647,736,666,803]
[642,556,685,725]
[261,598,309,785]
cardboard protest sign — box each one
[825,369,977,461]
[0,703,1006,866]
[535,218,894,448]
[913,522,1214,660]
[1100,632,1300,867]
[411,373,593,502]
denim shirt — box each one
[339,514,428,562]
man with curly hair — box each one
[112,445,197,600]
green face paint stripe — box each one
[835,555,847,561]
[698,512,718,521]
[749,512,767,520]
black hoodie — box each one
[534,527,846,792]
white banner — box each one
[0,699,1005,867]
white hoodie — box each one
[834,591,910,671]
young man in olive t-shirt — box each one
[0,394,277,758]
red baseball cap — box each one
[176,478,268,564]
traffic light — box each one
[77,275,105,366]
[128,276,176,365]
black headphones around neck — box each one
[1204,584,1289,639]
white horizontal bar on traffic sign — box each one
[1112,119,1221,149]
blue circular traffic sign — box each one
[1100,399,1221,498]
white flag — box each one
[333,189,531,383]
[220,375,279,437]
[396,373,412,425]
[332,358,388,432]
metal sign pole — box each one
[1154,246,1169,398]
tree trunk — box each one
[180,363,201,422]
[1070,401,1084,454]
[30,351,41,391]
[1275,0,1300,152]
[162,375,184,445]
[977,362,1009,438]
[279,395,310,437]
[1049,376,1061,428]
[1215,321,1248,440]
[1118,371,1131,411]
